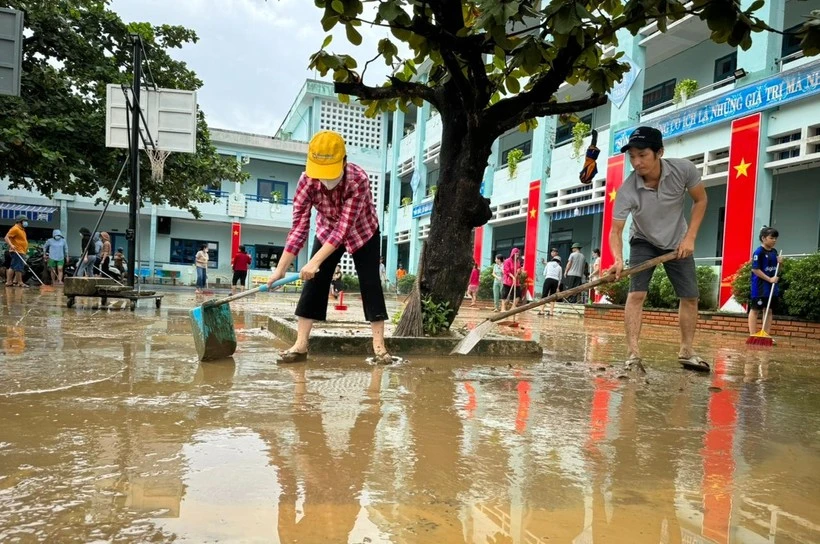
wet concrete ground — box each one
[1,286,819,543]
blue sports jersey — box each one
[750,246,778,298]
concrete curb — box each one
[267,316,543,358]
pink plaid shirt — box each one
[284,163,379,255]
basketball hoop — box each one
[145,146,171,182]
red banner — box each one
[231,222,242,259]
[601,155,626,272]
[523,180,541,298]
[472,226,483,267]
[719,113,762,307]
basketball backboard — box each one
[105,84,197,154]
[0,8,24,97]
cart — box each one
[64,278,163,311]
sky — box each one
[110,0,398,136]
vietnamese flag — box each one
[523,180,541,298]
[600,155,626,272]
[719,113,762,307]
[231,222,242,258]
[473,226,483,267]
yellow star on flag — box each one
[233,229,239,235]
[529,208,537,219]
[608,189,617,202]
[734,158,752,178]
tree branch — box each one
[497,94,608,135]
[334,78,440,110]
[483,40,584,131]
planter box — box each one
[584,304,820,340]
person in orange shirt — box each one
[4,215,29,288]
[396,264,406,280]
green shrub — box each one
[598,264,718,310]
[782,253,820,321]
[478,266,495,299]
[397,273,416,295]
[732,257,795,314]
[598,276,630,304]
[422,296,453,335]
[341,274,360,292]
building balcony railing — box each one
[640,76,735,119]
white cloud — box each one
[110,0,403,135]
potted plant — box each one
[571,121,591,159]
[270,190,282,203]
[401,196,412,207]
[427,185,437,197]
[673,79,698,105]
[506,148,525,179]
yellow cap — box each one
[306,131,346,179]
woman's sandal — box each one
[279,350,308,363]
[372,352,396,365]
[679,355,710,373]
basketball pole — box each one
[127,34,142,287]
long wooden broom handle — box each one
[486,251,678,323]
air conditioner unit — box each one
[240,155,251,165]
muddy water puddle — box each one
[1,288,820,543]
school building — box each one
[382,0,819,308]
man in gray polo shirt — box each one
[609,127,709,373]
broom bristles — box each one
[395,282,424,337]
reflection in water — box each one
[0,288,819,542]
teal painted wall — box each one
[643,40,737,91]
[772,169,820,254]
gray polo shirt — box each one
[613,158,702,250]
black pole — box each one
[127,34,141,287]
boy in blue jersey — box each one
[748,227,782,336]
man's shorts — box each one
[629,238,698,298]
[48,259,64,268]
[749,296,776,313]
[542,278,559,298]
[10,252,25,272]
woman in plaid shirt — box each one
[268,131,391,364]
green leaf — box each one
[345,24,363,46]
[331,0,344,14]
[506,77,520,94]
[321,34,333,48]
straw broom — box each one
[394,242,426,337]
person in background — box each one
[113,247,126,275]
[267,130,391,364]
[491,254,504,312]
[564,242,586,303]
[379,256,388,292]
[4,215,29,287]
[538,248,563,316]
[590,248,602,301]
[330,264,343,299]
[195,243,209,294]
[44,229,69,285]
[466,262,480,307]
[231,245,253,292]
[98,232,112,278]
[395,263,406,294]
[74,227,96,278]
[501,248,520,313]
[748,227,783,338]
[516,257,529,305]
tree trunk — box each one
[395,105,493,334]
